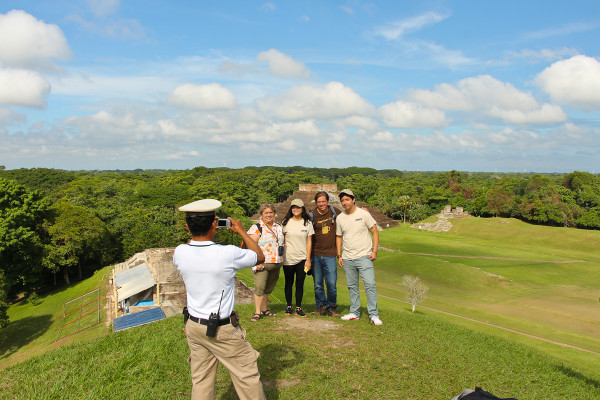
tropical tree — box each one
[0,269,9,327]
[44,202,111,284]
[0,178,49,297]
[397,195,413,223]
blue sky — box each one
[1,1,600,172]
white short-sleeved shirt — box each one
[282,218,314,265]
[336,207,377,260]
[173,240,257,319]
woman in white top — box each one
[281,199,314,317]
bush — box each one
[29,292,42,306]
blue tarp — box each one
[113,307,165,332]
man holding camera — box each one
[173,199,266,400]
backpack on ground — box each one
[452,387,517,400]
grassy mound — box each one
[2,216,600,398]
[1,304,599,399]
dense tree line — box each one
[1,166,599,325]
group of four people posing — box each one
[248,189,382,326]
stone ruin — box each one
[252,184,399,230]
[107,248,254,322]
[411,205,472,232]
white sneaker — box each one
[370,316,383,325]
[340,313,359,321]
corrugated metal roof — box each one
[115,263,156,302]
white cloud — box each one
[411,75,567,124]
[336,116,380,131]
[260,3,276,12]
[0,10,71,70]
[256,49,310,78]
[0,68,51,107]
[256,81,375,120]
[0,108,26,126]
[167,83,238,110]
[86,0,120,17]
[523,22,600,40]
[66,14,145,40]
[379,101,447,128]
[374,11,450,40]
[492,47,579,65]
[534,55,600,110]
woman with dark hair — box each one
[281,199,314,317]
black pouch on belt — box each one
[183,306,189,324]
[206,312,219,337]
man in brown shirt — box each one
[310,191,342,316]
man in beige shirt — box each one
[335,189,382,326]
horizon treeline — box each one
[1,166,599,318]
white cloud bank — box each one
[168,83,238,110]
[0,10,71,70]
[0,69,51,107]
[257,81,374,120]
[408,75,566,124]
[535,55,600,110]
[257,49,311,79]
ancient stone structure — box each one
[411,205,472,232]
[107,248,254,321]
[252,184,398,230]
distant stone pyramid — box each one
[251,184,398,230]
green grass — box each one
[0,265,112,370]
[1,306,599,399]
[376,217,600,378]
[2,217,600,398]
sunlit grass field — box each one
[2,216,600,398]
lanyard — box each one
[261,222,280,244]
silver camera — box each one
[216,218,231,228]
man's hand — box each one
[230,218,265,265]
[338,257,344,268]
[227,217,245,235]
[369,251,377,261]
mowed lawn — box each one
[371,217,600,378]
[2,216,600,395]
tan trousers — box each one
[185,320,265,400]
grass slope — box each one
[0,266,112,370]
[1,305,600,399]
[2,217,600,398]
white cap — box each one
[178,199,222,214]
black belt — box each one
[189,315,231,326]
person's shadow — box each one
[218,343,305,399]
[0,314,53,360]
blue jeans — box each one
[343,255,379,318]
[312,256,338,309]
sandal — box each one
[261,309,277,317]
[250,313,262,322]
